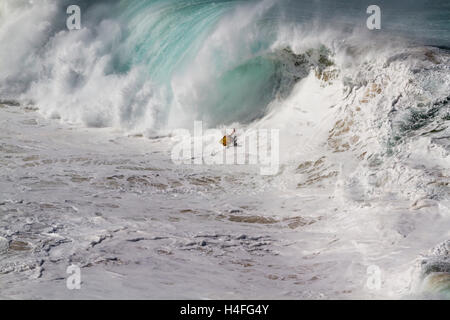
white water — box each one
[0,0,449,299]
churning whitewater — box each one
[0,0,449,299]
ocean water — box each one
[0,0,449,299]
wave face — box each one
[0,0,449,130]
[0,0,449,297]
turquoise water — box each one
[1,0,449,126]
[114,0,238,82]
[104,0,450,78]
[107,0,450,125]
[67,0,450,79]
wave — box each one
[0,0,449,130]
[0,0,449,296]
[0,1,448,193]
[0,0,448,205]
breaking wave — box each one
[0,0,449,297]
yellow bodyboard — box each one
[220,136,227,146]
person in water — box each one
[221,128,237,147]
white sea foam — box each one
[0,0,449,299]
